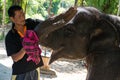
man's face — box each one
[10,9,25,26]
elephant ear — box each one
[89,18,119,52]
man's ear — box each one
[10,17,15,22]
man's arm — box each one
[11,48,26,62]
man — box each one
[5,5,77,80]
[5,5,44,80]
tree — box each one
[117,0,120,16]
[47,0,53,18]
[84,0,118,14]
[2,0,6,27]
[74,0,84,6]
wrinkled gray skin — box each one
[35,7,120,80]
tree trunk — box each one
[74,0,84,7]
[47,0,53,18]
[2,0,6,27]
[74,0,78,6]
[12,0,21,5]
[117,0,120,16]
[0,0,6,40]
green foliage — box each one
[26,0,47,20]
[0,0,3,24]
[51,0,60,14]
[0,28,4,40]
[5,0,12,23]
[26,0,73,19]
[76,0,84,6]
[84,0,118,14]
[0,0,119,25]
[0,0,12,24]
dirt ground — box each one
[0,40,87,80]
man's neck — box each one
[14,24,24,31]
[14,24,26,38]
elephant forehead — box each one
[66,7,91,24]
[77,7,90,14]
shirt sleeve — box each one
[26,18,44,30]
[5,32,21,56]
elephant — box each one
[35,7,120,80]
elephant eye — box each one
[63,24,76,37]
[90,28,103,38]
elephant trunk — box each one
[34,7,77,44]
[34,18,66,43]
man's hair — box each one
[8,5,22,17]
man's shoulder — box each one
[26,18,43,23]
[6,29,13,37]
[25,18,43,29]
[5,29,17,40]
[25,18,34,22]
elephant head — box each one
[35,7,120,80]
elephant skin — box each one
[35,7,120,80]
